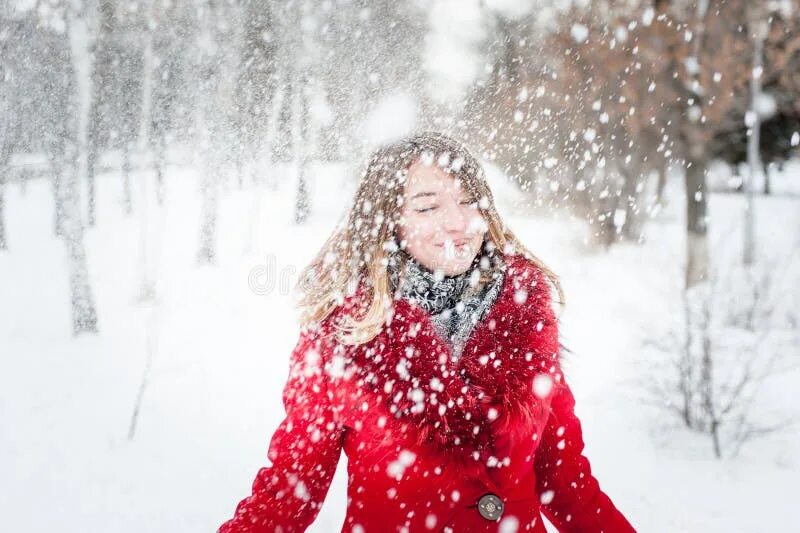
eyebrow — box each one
[409,192,437,200]
[409,191,472,201]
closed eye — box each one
[415,199,474,213]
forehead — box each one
[405,159,466,195]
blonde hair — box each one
[295,131,565,345]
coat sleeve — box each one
[533,369,636,532]
[218,327,345,533]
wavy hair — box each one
[294,131,565,345]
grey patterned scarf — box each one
[387,241,506,360]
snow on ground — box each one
[0,158,798,532]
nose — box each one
[441,199,468,234]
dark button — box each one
[477,493,504,521]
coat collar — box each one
[333,253,561,464]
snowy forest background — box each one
[1,0,799,531]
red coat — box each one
[218,253,636,532]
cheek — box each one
[399,214,435,243]
[466,211,488,234]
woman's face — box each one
[397,157,487,277]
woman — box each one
[218,132,636,532]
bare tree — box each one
[0,29,9,250]
[742,1,795,263]
[86,0,144,223]
[238,1,283,253]
[644,244,799,457]
[292,2,317,225]
[148,0,194,205]
[86,0,114,225]
[5,3,100,332]
[294,69,312,225]
[744,6,767,267]
[0,75,8,250]
[63,8,99,333]
[0,173,5,250]
[195,0,238,265]
[233,0,279,188]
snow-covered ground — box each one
[1,159,798,532]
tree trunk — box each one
[274,67,294,163]
[51,158,66,237]
[620,162,646,243]
[86,0,115,226]
[665,0,712,289]
[65,12,99,334]
[744,13,767,266]
[591,189,619,249]
[122,142,133,214]
[294,71,311,225]
[63,163,99,334]
[195,83,219,265]
[197,164,218,265]
[0,181,5,250]
[136,159,155,301]
[685,158,710,287]
[264,76,285,191]
[194,2,229,265]
[86,129,98,226]
[154,133,166,205]
[0,137,9,251]
[652,163,669,214]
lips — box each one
[437,239,469,248]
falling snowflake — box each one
[533,374,553,398]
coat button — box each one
[477,493,504,521]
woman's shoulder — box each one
[500,252,557,316]
[502,252,550,288]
